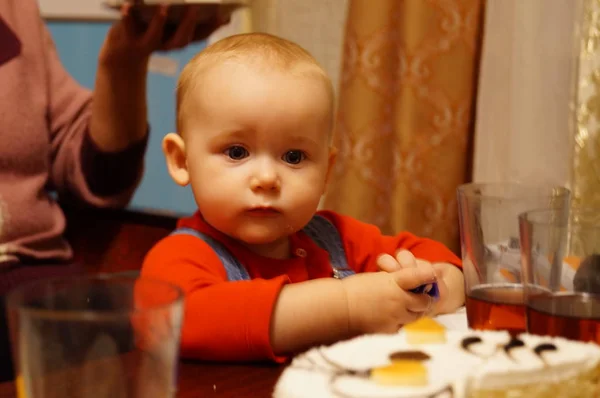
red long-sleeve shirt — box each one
[141,210,461,362]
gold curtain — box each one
[323,0,484,253]
[573,0,600,208]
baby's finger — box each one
[416,258,432,267]
[392,266,437,291]
[414,258,434,294]
[430,264,449,311]
[404,291,432,313]
[398,311,421,327]
[395,250,417,268]
[377,254,401,272]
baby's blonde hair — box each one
[176,32,334,133]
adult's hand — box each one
[100,4,229,66]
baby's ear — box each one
[162,133,190,186]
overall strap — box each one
[171,219,437,297]
[170,227,251,282]
[170,215,355,282]
[301,215,355,279]
[301,216,437,297]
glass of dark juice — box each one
[457,183,570,335]
[520,207,600,342]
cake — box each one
[273,318,600,398]
[403,317,447,345]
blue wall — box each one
[47,21,204,215]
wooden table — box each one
[0,361,284,398]
[176,361,283,397]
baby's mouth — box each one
[246,207,281,217]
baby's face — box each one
[181,61,335,251]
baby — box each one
[141,33,465,362]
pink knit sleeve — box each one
[44,24,145,208]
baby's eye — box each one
[225,146,249,160]
[282,150,305,165]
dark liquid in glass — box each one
[466,284,526,335]
[527,293,600,343]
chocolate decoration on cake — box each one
[461,336,483,354]
[534,343,557,357]
[462,336,528,361]
[503,337,525,360]
[504,337,525,352]
[389,350,431,362]
[534,343,558,367]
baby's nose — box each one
[250,161,280,191]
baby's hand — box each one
[341,266,437,334]
[377,249,426,272]
[378,250,440,298]
[377,250,448,317]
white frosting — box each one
[274,329,600,398]
[468,333,600,391]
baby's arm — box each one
[270,265,437,355]
[143,234,436,361]
[269,278,349,354]
[142,235,289,361]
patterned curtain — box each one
[323,0,484,253]
[573,0,600,207]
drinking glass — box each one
[6,274,184,398]
[520,207,600,342]
[457,183,570,334]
